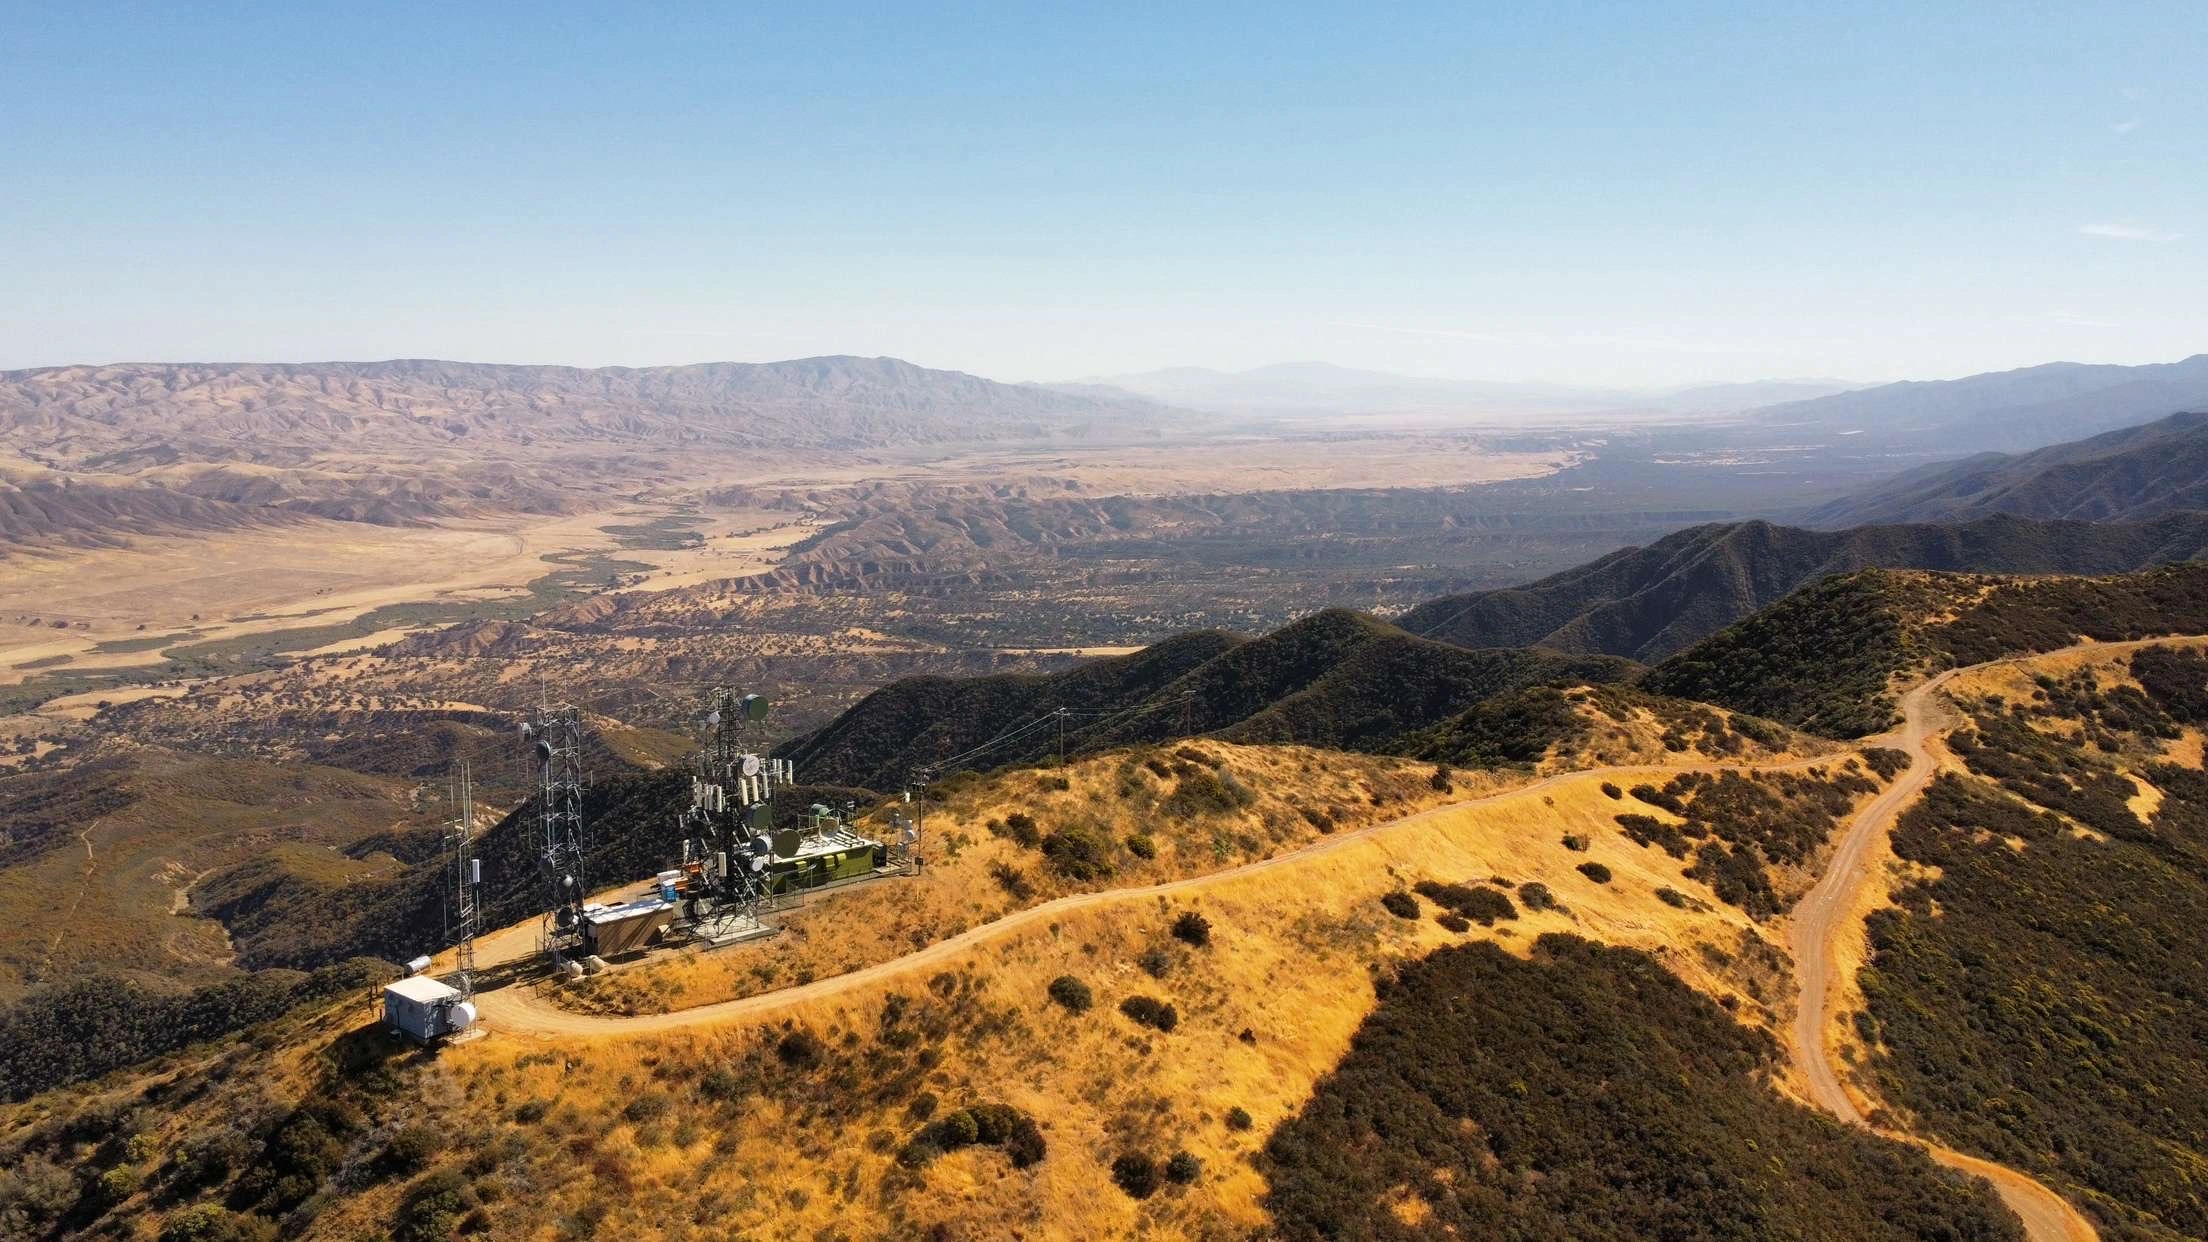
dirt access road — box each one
[473,749,1844,1037]
[477,641,2162,1239]
[1780,639,2206,1242]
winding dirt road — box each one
[1784,643,2168,1242]
[476,640,2174,1239]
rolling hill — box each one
[1807,409,2208,527]
[1397,512,2208,662]
[1647,560,2208,735]
[776,609,1639,789]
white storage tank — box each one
[383,975,477,1042]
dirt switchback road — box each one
[1780,640,2208,1242]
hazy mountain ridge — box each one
[0,356,1179,545]
[1808,410,2208,527]
[0,356,1174,469]
[1398,512,2208,662]
[1750,353,2208,452]
[1082,360,1859,415]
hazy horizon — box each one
[6,4,2204,386]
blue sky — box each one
[3,2,2202,385]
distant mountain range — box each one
[0,356,1173,472]
[1807,410,2208,527]
[1075,362,1860,416]
[1751,353,2208,453]
[0,356,1177,547]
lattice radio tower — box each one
[523,703,587,963]
[447,760,482,998]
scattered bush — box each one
[160,1206,276,1242]
[1860,747,1911,780]
[1166,1150,1203,1184]
[1561,833,1590,851]
[378,1124,443,1175]
[1518,882,1560,912]
[1380,891,1420,919]
[1430,764,1455,792]
[1006,1115,1047,1168]
[776,1029,824,1069]
[1139,946,1173,978]
[1414,880,1517,925]
[1576,862,1612,884]
[1437,912,1471,933]
[393,1168,477,1242]
[1171,910,1212,947]
[1047,975,1093,1013]
[623,1091,672,1125]
[1040,823,1116,881]
[1111,1152,1161,1199]
[1003,812,1040,848]
[988,861,1035,900]
[698,1066,745,1103]
[1226,1106,1254,1131]
[1120,996,1179,1032]
[512,1099,550,1124]
[1125,833,1157,859]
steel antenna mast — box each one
[524,703,587,964]
[449,759,481,999]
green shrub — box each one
[1414,880,1516,925]
[1040,823,1116,881]
[776,1029,824,1069]
[160,1205,276,1242]
[1047,975,1093,1014]
[1430,764,1454,792]
[1860,747,1911,780]
[1600,782,1623,799]
[1006,1115,1047,1168]
[1003,812,1040,848]
[623,1091,672,1125]
[1120,995,1179,1032]
[393,1169,476,1242]
[1437,912,1471,932]
[1111,1152,1161,1199]
[1165,1150,1203,1184]
[988,861,1034,900]
[1576,862,1612,884]
[1171,910,1212,947]
[700,1066,744,1102]
[1380,891,1420,919]
[1125,833,1157,860]
[378,1124,443,1175]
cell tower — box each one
[447,760,482,999]
[523,702,588,964]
